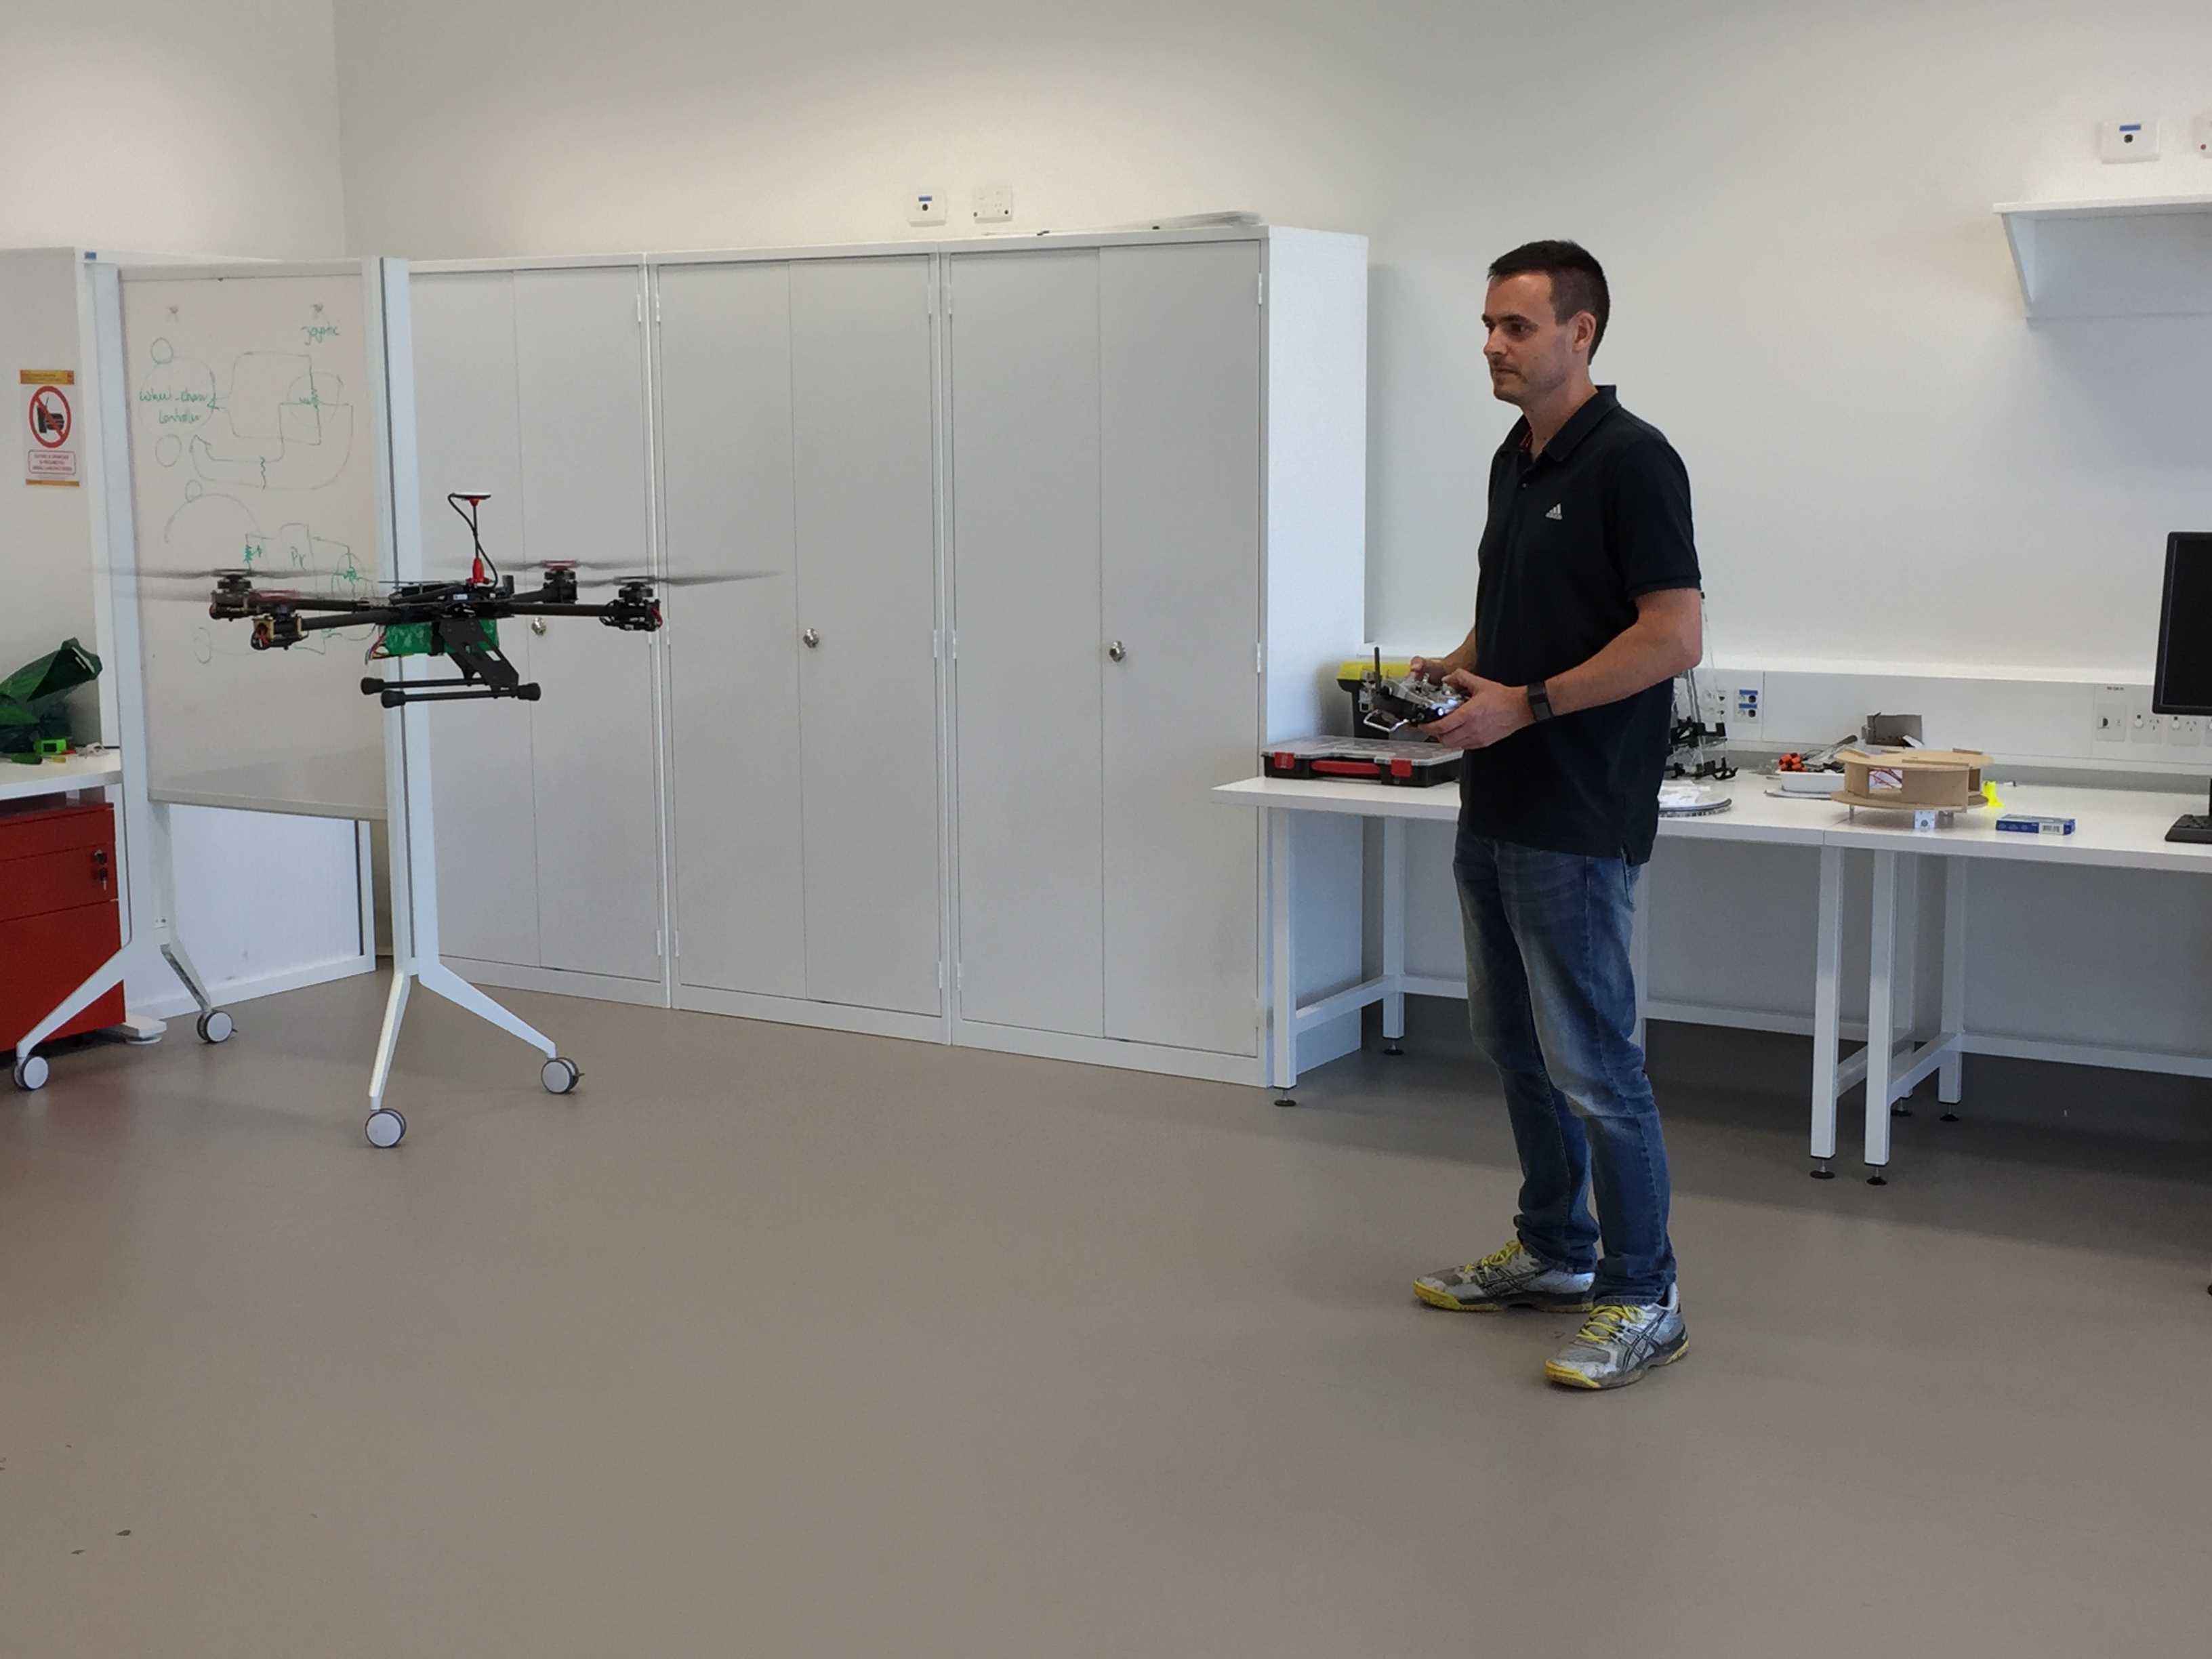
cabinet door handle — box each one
[1107,640,1126,663]
[802,628,820,649]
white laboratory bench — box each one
[0,750,123,804]
[1214,774,2212,1181]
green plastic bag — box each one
[0,637,102,756]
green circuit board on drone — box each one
[381,619,497,657]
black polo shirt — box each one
[1458,385,1700,865]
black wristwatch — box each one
[1525,680,1555,723]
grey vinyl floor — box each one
[5,973,2210,1658]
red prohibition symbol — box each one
[28,384,71,449]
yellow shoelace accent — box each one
[1470,1240,1525,1273]
[1573,1303,1640,1343]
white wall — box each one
[3,7,367,1027]
[0,0,347,258]
[0,251,98,732]
[332,0,2212,679]
[320,0,2212,1078]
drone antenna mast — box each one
[447,491,497,584]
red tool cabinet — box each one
[1,798,126,1047]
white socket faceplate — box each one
[2099,119,2160,163]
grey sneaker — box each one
[1544,1286,1688,1389]
[1415,1240,1595,1313]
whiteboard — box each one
[119,262,398,818]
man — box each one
[1408,241,1703,1391]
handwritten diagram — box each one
[121,269,388,815]
[138,337,354,491]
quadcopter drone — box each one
[204,493,665,708]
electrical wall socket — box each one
[971,184,1013,224]
[2100,119,2160,162]
[2169,714,2203,747]
[2093,684,2144,752]
[1697,672,1764,731]
[2194,115,2212,158]
[907,189,947,227]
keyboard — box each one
[2167,815,2212,844]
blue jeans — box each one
[1452,828,1675,1304]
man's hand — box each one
[1423,672,1532,751]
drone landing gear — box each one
[362,676,541,708]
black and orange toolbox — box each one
[1262,737,1460,787]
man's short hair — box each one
[1488,241,1610,359]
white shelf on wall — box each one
[1996,193,2212,319]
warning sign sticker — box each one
[28,384,70,447]
[21,370,79,486]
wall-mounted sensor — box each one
[907,189,947,228]
[2098,119,2160,163]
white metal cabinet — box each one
[655,260,805,1000]
[1098,241,1265,1055]
[945,249,1105,1037]
[656,254,943,1023]
[416,226,1364,1083]
[947,230,1366,1079]
[411,262,663,993]
[946,239,1267,1063]
[790,258,943,1017]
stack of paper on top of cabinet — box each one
[1830,747,1992,811]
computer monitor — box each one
[2154,532,2212,716]
[2153,533,2212,842]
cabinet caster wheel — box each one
[13,1054,48,1092]
[365,1108,406,1148]
[196,1010,233,1044]
[541,1057,580,1095]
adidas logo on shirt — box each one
[1544,504,1563,520]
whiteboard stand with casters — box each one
[12,276,233,1093]
[363,669,580,1148]
[7,752,232,1092]
[361,269,578,1150]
